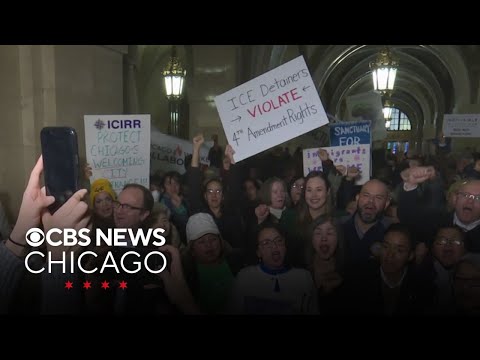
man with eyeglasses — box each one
[92,183,156,314]
[113,184,153,236]
[398,172,480,252]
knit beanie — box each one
[90,178,116,207]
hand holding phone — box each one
[40,127,80,214]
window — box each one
[387,108,411,131]
[387,141,409,155]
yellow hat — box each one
[90,178,116,208]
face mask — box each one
[151,190,160,202]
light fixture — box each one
[163,45,186,101]
[370,46,398,97]
[383,98,393,129]
[163,45,186,136]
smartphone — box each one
[40,127,80,214]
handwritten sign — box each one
[150,128,211,175]
[302,148,324,175]
[443,114,480,137]
[330,120,371,146]
[84,115,151,195]
[214,55,329,162]
[303,144,371,185]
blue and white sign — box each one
[330,120,371,146]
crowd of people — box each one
[1,133,480,316]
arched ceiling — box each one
[133,45,477,145]
[305,45,472,134]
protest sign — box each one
[84,115,150,194]
[303,144,371,185]
[330,120,371,146]
[215,55,329,162]
[150,128,211,175]
[443,114,480,137]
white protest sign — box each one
[150,128,211,175]
[84,115,151,195]
[303,144,371,185]
[214,55,329,162]
[443,114,480,137]
[303,148,324,175]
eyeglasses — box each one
[112,201,144,211]
[292,184,304,190]
[435,236,463,246]
[259,237,285,248]
[457,192,480,203]
[206,189,222,195]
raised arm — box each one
[187,134,206,214]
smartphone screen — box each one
[41,127,80,213]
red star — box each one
[118,280,128,290]
[101,280,110,290]
[65,281,73,290]
[83,281,92,290]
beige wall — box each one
[189,45,238,145]
[55,45,125,161]
[0,45,125,223]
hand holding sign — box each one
[225,144,236,165]
[304,144,371,184]
[318,148,329,162]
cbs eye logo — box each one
[25,228,45,247]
